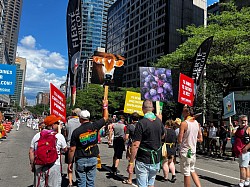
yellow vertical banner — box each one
[124,91,144,116]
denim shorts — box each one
[239,152,250,168]
[135,161,160,187]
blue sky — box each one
[17,0,69,105]
[17,0,219,105]
[208,0,219,5]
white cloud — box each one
[20,35,36,49]
[17,35,67,105]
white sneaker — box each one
[244,181,250,187]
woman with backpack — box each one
[162,120,177,183]
[29,115,67,187]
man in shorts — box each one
[178,105,203,187]
[233,115,250,187]
[109,115,126,175]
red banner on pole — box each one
[178,73,194,106]
[50,83,66,123]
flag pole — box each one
[203,65,206,126]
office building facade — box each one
[0,0,23,65]
[77,0,116,88]
[36,92,49,105]
[10,57,26,108]
[107,0,206,87]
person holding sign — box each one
[68,99,109,187]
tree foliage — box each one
[74,84,140,119]
[156,2,250,116]
[157,2,250,94]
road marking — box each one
[195,167,239,181]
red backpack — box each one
[34,130,58,165]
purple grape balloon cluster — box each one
[140,67,173,101]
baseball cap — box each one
[72,108,81,115]
[44,115,61,126]
[78,110,90,119]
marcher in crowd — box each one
[127,100,165,187]
[65,108,81,187]
[208,122,218,156]
[107,116,117,148]
[233,115,250,187]
[109,115,126,175]
[202,125,209,153]
[29,115,67,187]
[123,112,140,185]
[230,120,238,158]
[178,105,203,187]
[162,120,177,183]
[68,99,108,187]
[218,121,229,156]
[174,118,181,164]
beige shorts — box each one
[180,152,196,176]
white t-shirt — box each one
[30,132,67,165]
[175,128,180,137]
[208,127,217,138]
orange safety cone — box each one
[2,129,6,138]
[96,154,102,169]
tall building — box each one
[107,0,206,87]
[0,0,4,35]
[36,92,49,105]
[0,0,23,65]
[0,0,10,65]
[10,57,26,107]
[77,0,116,87]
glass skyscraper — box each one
[107,0,206,87]
[10,57,26,108]
[78,0,116,87]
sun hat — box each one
[44,115,61,126]
[174,118,181,126]
[72,108,81,115]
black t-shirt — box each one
[70,118,105,159]
[219,126,228,139]
[163,128,177,143]
[133,117,164,164]
[126,123,136,144]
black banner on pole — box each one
[66,0,82,87]
[190,36,213,98]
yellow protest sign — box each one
[124,91,144,116]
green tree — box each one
[74,84,140,119]
[156,2,250,115]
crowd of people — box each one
[0,100,245,187]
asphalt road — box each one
[0,124,241,187]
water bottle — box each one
[187,148,192,158]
